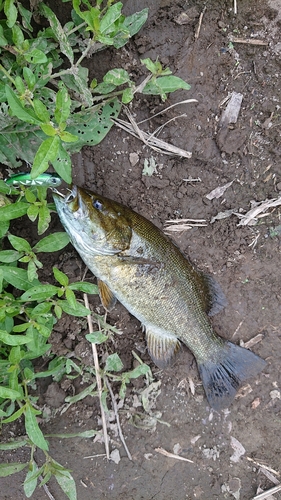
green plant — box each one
[0,0,189,181]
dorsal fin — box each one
[146,327,181,369]
[98,279,117,311]
[200,273,227,317]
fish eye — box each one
[93,199,103,211]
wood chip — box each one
[244,333,264,349]
[220,92,243,126]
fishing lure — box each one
[5,172,62,188]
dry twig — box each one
[105,376,132,461]
[195,6,206,39]
[231,37,268,46]
[164,218,207,233]
[113,108,193,158]
[252,484,281,500]
[83,294,110,459]
[246,457,280,476]
[155,447,194,463]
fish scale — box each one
[53,185,266,410]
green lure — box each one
[5,172,62,188]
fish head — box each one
[53,185,132,256]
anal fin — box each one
[98,279,117,311]
[146,326,181,369]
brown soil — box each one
[1,1,281,499]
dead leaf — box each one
[206,181,234,200]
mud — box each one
[1,1,281,499]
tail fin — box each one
[198,341,266,410]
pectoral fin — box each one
[98,279,117,311]
[146,327,181,369]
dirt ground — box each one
[1,0,281,499]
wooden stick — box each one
[195,6,206,39]
[231,37,268,46]
[84,294,110,459]
[105,376,132,461]
[155,447,194,463]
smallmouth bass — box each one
[53,185,266,410]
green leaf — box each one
[2,405,25,424]
[25,405,49,450]
[39,3,74,64]
[55,86,71,125]
[14,76,25,94]
[53,461,77,500]
[53,267,68,286]
[0,221,9,238]
[0,25,8,46]
[86,331,108,344]
[105,352,123,372]
[104,68,130,86]
[51,143,72,184]
[27,204,39,222]
[38,205,51,235]
[0,250,22,263]
[27,260,38,282]
[122,87,134,104]
[0,386,21,399]
[65,288,76,309]
[32,136,60,177]
[60,131,78,143]
[33,99,50,123]
[93,82,116,94]
[122,8,148,38]
[0,266,39,291]
[100,3,122,34]
[20,284,59,301]
[18,3,33,31]
[8,234,31,253]
[143,75,191,95]
[24,49,48,64]
[5,86,42,125]
[69,282,99,294]
[58,300,90,317]
[40,123,57,136]
[0,462,28,477]
[24,461,38,498]
[0,330,33,346]
[127,363,151,379]
[12,24,24,47]
[4,0,18,28]
[34,233,70,253]
[23,67,36,90]
[65,383,97,403]
[0,202,29,221]
[0,439,28,450]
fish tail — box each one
[197,341,266,410]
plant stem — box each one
[0,64,16,85]
[83,293,110,460]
